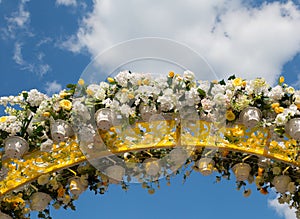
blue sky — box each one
[1,0,300,218]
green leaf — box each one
[22,92,28,100]
[197,88,206,98]
[219,79,226,85]
[228,75,236,80]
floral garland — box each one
[0,71,300,218]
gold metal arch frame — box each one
[0,72,300,219]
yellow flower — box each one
[63,195,71,205]
[274,106,284,114]
[255,176,263,187]
[271,102,280,109]
[42,112,51,117]
[38,174,50,185]
[168,71,175,78]
[148,188,155,195]
[57,187,65,198]
[128,93,135,99]
[0,116,7,123]
[243,189,251,197]
[242,81,247,87]
[59,91,69,98]
[59,99,72,111]
[279,76,284,84]
[260,188,268,195]
[107,77,115,83]
[86,88,94,96]
[226,110,236,121]
[78,78,85,86]
[232,78,242,86]
[258,167,264,176]
[143,79,150,85]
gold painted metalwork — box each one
[1,118,299,196]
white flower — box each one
[158,89,176,112]
[185,88,200,106]
[154,77,169,90]
[201,98,213,111]
[246,78,269,95]
[72,101,91,122]
[103,98,113,108]
[213,93,226,105]
[115,90,129,104]
[119,104,134,117]
[0,116,22,135]
[268,85,284,101]
[285,86,295,94]
[211,84,225,96]
[294,94,300,105]
[99,82,109,90]
[27,89,48,107]
[232,94,251,111]
[275,113,288,126]
[198,81,210,93]
[86,84,106,100]
[115,70,131,87]
[183,70,195,81]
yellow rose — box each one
[279,76,284,84]
[0,116,7,123]
[107,77,115,83]
[226,110,236,121]
[271,102,280,109]
[78,78,85,86]
[274,106,284,114]
[86,88,94,96]
[42,112,51,117]
[168,71,175,78]
[59,99,72,111]
[232,78,242,86]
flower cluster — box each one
[0,71,300,218]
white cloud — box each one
[56,0,77,7]
[12,42,51,76]
[13,42,25,65]
[292,73,300,88]
[268,198,296,219]
[64,0,300,84]
[45,81,62,95]
[2,0,32,39]
[7,0,30,28]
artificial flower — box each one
[59,99,72,111]
[226,110,236,121]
